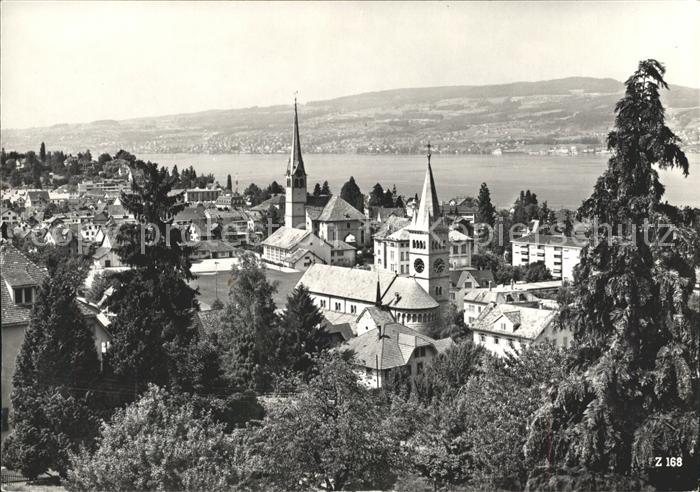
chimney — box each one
[488,280,492,291]
[394,292,401,303]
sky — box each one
[1,1,699,129]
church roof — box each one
[297,264,438,311]
[287,99,305,177]
[316,195,365,222]
[412,160,442,231]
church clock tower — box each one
[285,98,307,229]
[408,144,450,309]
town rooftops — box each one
[344,322,453,370]
[251,194,285,212]
[298,264,438,310]
[386,226,410,242]
[512,233,585,249]
[316,195,366,223]
[472,303,557,340]
[373,216,411,240]
[464,288,539,305]
[262,226,312,250]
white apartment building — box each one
[511,233,583,280]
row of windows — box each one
[434,286,443,296]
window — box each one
[494,336,500,345]
[416,362,424,374]
[350,305,357,314]
[479,334,486,343]
[13,287,34,305]
[334,302,341,311]
[500,322,506,330]
[347,222,351,228]
[415,346,426,358]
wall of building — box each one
[1,324,26,441]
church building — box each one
[263,100,368,270]
[296,145,452,330]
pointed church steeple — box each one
[288,97,305,177]
[285,97,308,229]
[413,142,441,231]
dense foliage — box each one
[524,59,699,490]
[2,257,101,478]
[67,385,253,491]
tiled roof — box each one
[251,194,285,212]
[1,244,47,326]
[359,306,395,326]
[174,207,207,222]
[287,247,323,265]
[386,227,410,241]
[262,226,311,250]
[512,233,585,248]
[330,239,355,251]
[448,229,472,242]
[464,288,538,305]
[373,216,411,240]
[321,310,358,334]
[317,196,365,223]
[382,276,440,310]
[344,322,452,370]
[305,206,324,221]
[0,244,46,286]
[298,264,438,310]
[472,303,556,340]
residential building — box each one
[373,216,411,274]
[185,187,221,204]
[471,303,572,357]
[448,228,473,269]
[448,268,495,305]
[463,288,540,326]
[25,190,49,208]
[344,322,453,388]
[1,244,111,440]
[262,226,331,271]
[511,233,584,280]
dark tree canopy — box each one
[340,176,364,212]
[524,59,699,490]
[476,182,496,227]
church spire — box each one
[288,97,305,176]
[413,142,441,230]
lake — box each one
[140,153,700,209]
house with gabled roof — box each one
[262,226,331,271]
[343,322,453,388]
[0,244,112,440]
[471,302,571,357]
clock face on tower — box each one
[433,258,445,273]
[413,258,425,273]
